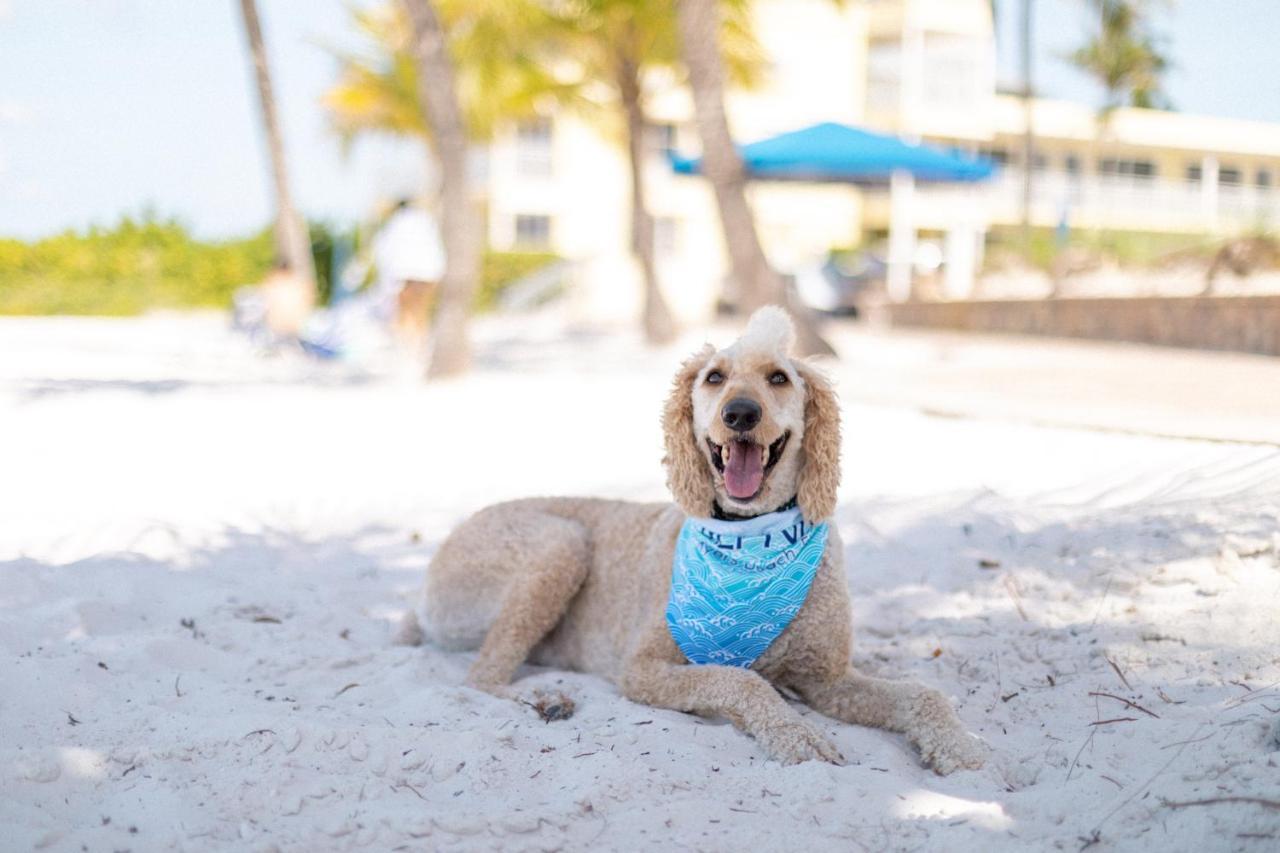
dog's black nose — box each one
[721,397,762,432]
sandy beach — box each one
[2,312,1278,851]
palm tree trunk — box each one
[1019,0,1034,252]
[616,53,678,345]
[674,0,832,356]
[403,0,482,378]
[237,0,315,293]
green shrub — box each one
[0,213,560,316]
[0,215,274,315]
[986,225,1216,272]
[476,250,559,312]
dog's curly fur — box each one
[399,308,986,772]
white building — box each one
[479,0,1280,324]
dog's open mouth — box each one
[706,431,790,501]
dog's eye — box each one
[705,370,724,385]
[768,371,789,385]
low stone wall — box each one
[888,295,1280,357]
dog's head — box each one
[662,307,841,522]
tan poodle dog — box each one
[399,307,985,773]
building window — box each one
[515,117,553,177]
[1219,166,1242,186]
[866,40,901,112]
[1099,158,1156,179]
[1258,169,1273,189]
[654,216,680,256]
[921,33,986,109]
[1186,163,1203,184]
[978,146,1009,166]
[514,214,552,249]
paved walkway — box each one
[825,323,1280,446]
[6,313,1277,445]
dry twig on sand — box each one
[1104,655,1133,690]
[1066,729,1097,781]
[1003,575,1029,621]
[1162,796,1280,811]
[1088,691,1159,718]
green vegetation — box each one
[308,219,363,306]
[0,213,559,316]
[1068,0,1171,111]
[476,250,559,311]
[324,0,763,347]
[985,225,1215,272]
[0,215,275,316]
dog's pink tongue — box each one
[724,440,763,499]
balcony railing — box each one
[988,168,1280,233]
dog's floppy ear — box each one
[794,359,841,523]
[662,344,716,518]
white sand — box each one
[2,313,1278,851]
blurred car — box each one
[715,241,943,318]
[792,240,946,315]
[790,251,886,316]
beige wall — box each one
[890,295,1280,357]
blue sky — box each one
[993,0,1280,122]
[1,0,1277,240]
[0,0,416,240]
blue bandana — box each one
[666,506,829,669]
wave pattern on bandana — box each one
[665,506,828,668]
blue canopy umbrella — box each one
[669,121,995,185]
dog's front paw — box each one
[919,730,987,775]
[757,718,844,765]
[392,609,424,646]
[904,688,987,774]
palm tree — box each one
[1018,0,1034,250]
[618,44,679,344]
[1068,0,1171,112]
[327,1,562,376]
[324,6,426,146]
[562,3,685,345]
[327,1,751,346]
[674,0,833,355]
[401,0,482,377]
[237,0,316,292]
[545,0,762,345]
[326,3,568,147]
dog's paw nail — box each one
[924,735,988,775]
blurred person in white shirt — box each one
[371,198,445,352]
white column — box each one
[887,169,916,302]
[944,223,976,300]
[887,17,924,303]
[1201,154,1220,230]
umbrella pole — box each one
[887,169,916,302]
